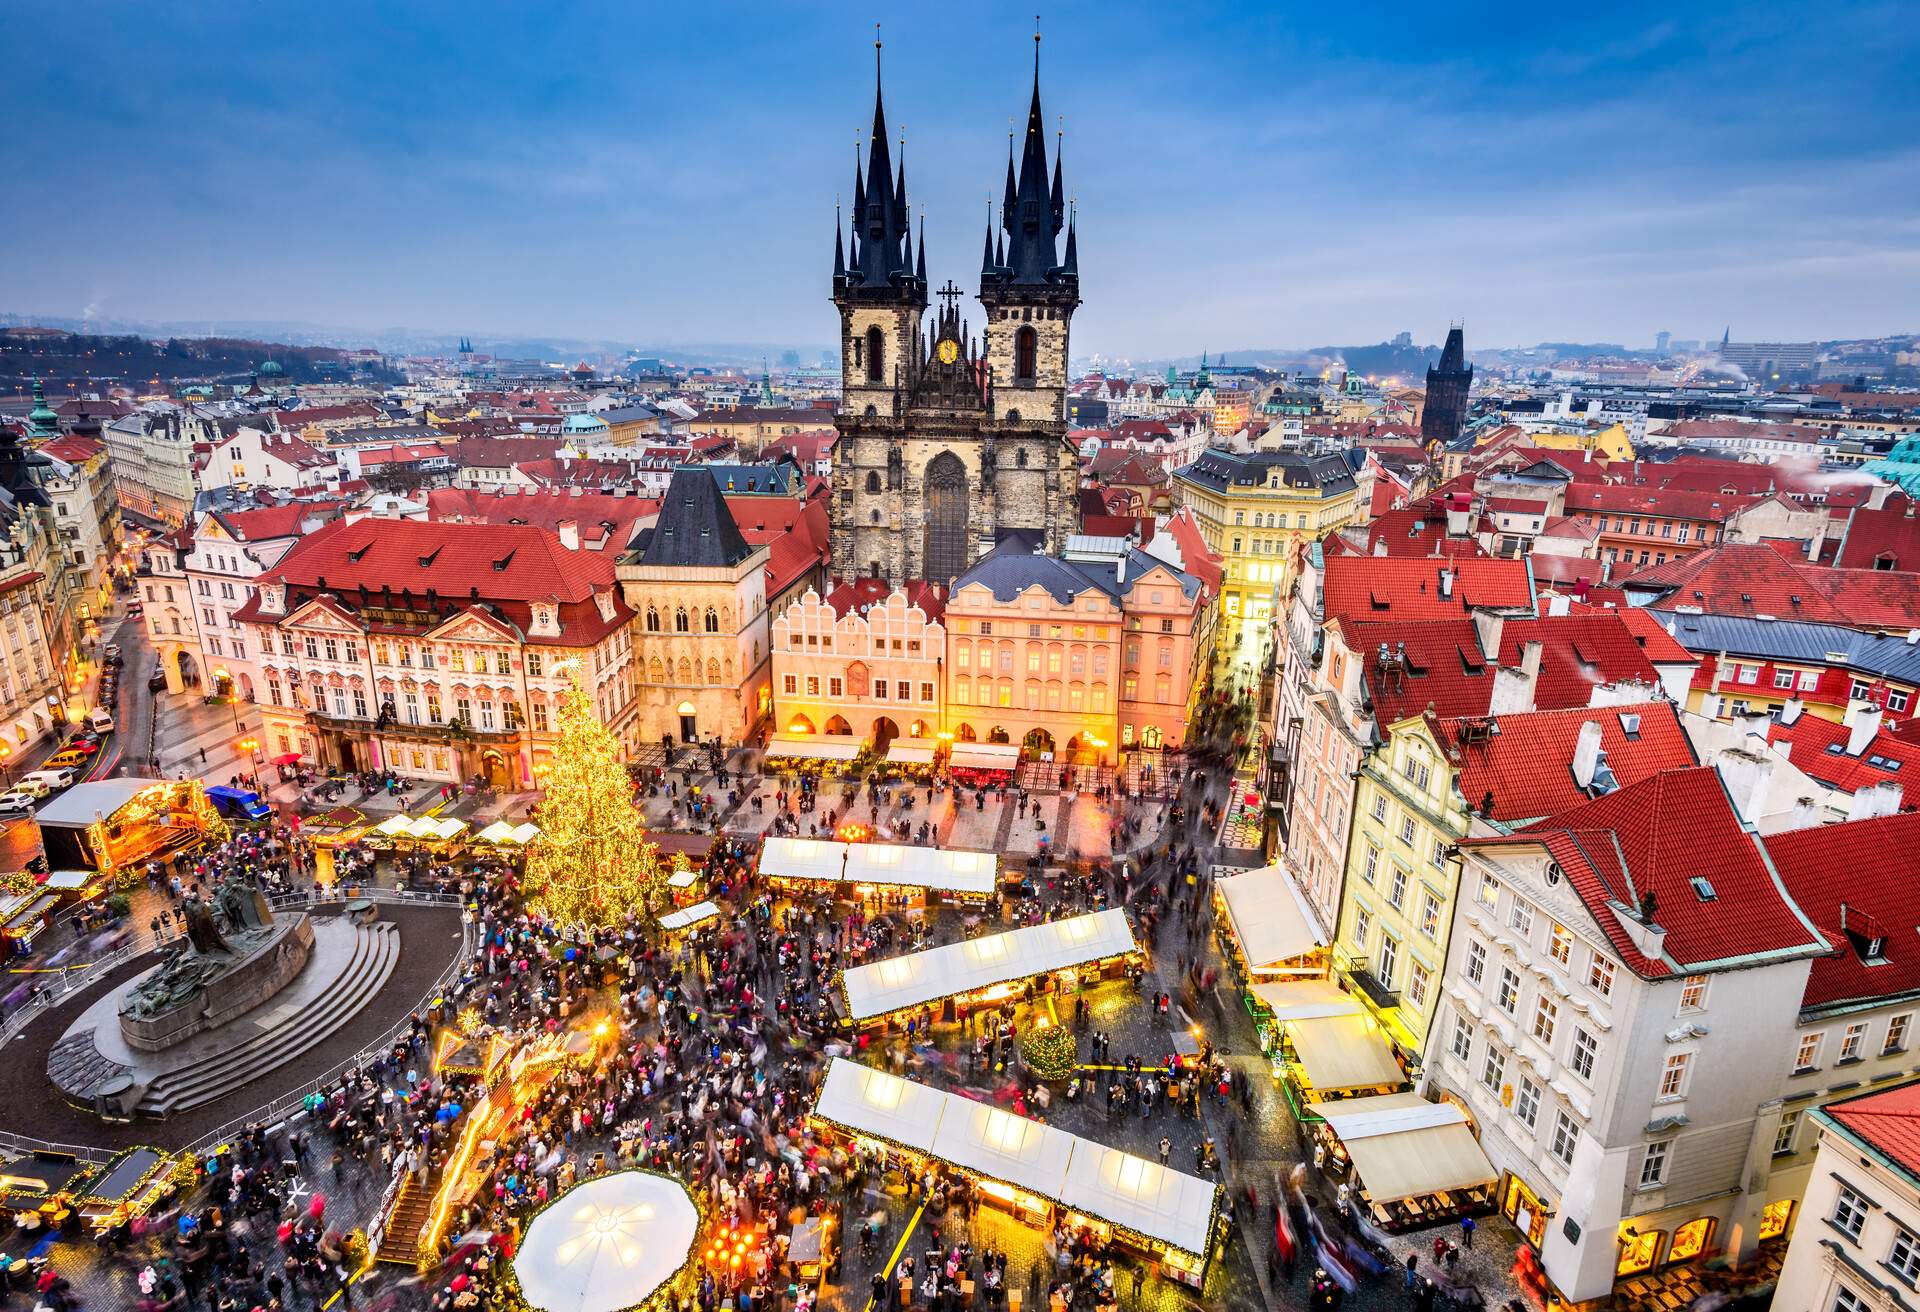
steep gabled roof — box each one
[1474,767,1828,978]
[1767,713,1920,795]
[1623,542,1920,629]
[1320,556,1534,623]
[635,467,752,568]
[1764,813,1920,1011]
[1820,1082,1920,1187]
[1437,702,1695,827]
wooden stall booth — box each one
[1303,1093,1497,1233]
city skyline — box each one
[1,1,1914,357]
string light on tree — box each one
[521,661,668,933]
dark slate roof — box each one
[635,467,752,568]
[705,463,800,496]
[953,543,1202,606]
[1652,609,1920,686]
[1173,447,1356,495]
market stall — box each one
[1277,1013,1408,1121]
[1212,865,1327,982]
[1302,1093,1498,1232]
[1,891,59,956]
[0,1150,93,1228]
[1246,979,1364,1080]
[949,742,1020,787]
[765,733,863,774]
[42,868,111,908]
[758,836,851,890]
[884,738,941,771]
[73,1146,176,1234]
[658,901,721,937]
[35,779,225,882]
[508,1169,704,1312]
[839,908,1139,1027]
[842,843,997,905]
[808,1059,1222,1284]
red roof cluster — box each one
[824,577,948,624]
[1767,712,1920,795]
[1764,813,1920,1010]
[1623,542,1920,629]
[1320,556,1534,622]
[1436,701,1696,825]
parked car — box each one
[86,708,115,734]
[102,644,122,667]
[45,749,90,770]
[59,737,100,756]
[206,786,272,821]
[148,669,168,693]
[4,779,50,800]
[0,792,37,818]
[20,768,77,792]
[125,603,143,619]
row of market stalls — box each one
[1211,865,1499,1233]
[0,1145,178,1236]
[810,1059,1220,1288]
[758,836,999,906]
[761,734,1023,785]
[838,908,1141,1028]
[366,814,543,847]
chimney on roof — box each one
[1849,780,1904,822]
[1445,501,1470,537]
[1846,700,1883,757]
[1439,567,1455,600]
[557,519,579,551]
[1571,720,1604,790]
[1489,641,1541,716]
[1714,745,1775,827]
[1471,611,1503,662]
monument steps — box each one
[135,920,401,1116]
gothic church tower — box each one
[829,35,1081,588]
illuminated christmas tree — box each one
[522,664,667,932]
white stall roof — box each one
[1214,865,1325,971]
[1060,1142,1218,1259]
[512,1170,701,1312]
[657,901,720,932]
[667,868,700,889]
[508,822,542,844]
[766,733,862,762]
[844,844,997,895]
[1302,1093,1496,1205]
[1248,979,1365,1021]
[374,814,417,837]
[810,1058,946,1154]
[950,743,1020,772]
[1288,1015,1406,1093]
[758,837,850,884]
[841,910,1136,1021]
[932,1098,1076,1200]
[885,738,940,766]
[475,820,518,844]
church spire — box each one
[998,25,1067,288]
[832,202,846,284]
[916,213,927,284]
[1063,203,1078,277]
[840,28,920,302]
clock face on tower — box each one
[936,337,960,365]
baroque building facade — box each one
[828,42,1081,589]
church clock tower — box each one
[827,34,1081,588]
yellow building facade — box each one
[1170,446,1361,667]
[1331,715,1469,1072]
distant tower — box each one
[1655,330,1672,355]
[1420,325,1473,449]
[1720,326,1731,355]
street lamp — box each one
[0,743,11,788]
[237,735,262,785]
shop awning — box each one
[374,814,417,838]
[474,820,517,844]
[950,743,1020,772]
[766,733,862,762]
[1287,1015,1406,1093]
[842,909,1136,1021]
[42,870,102,893]
[1060,1142,1218,1260]
[933,1097,1077,1200]
[1303,1093,1497,1205]
[844,844,997,896]
[657,901,721,932]
[1214,865,1325,972]
[758,836,850,884]
[1249,979,1365,1021]
[811,1058,946,1154]
[409,816,467,841]
[886,738,940,766]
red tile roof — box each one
[449,437,564,468]
[39,435,106,463]
[824,578,948,624]
[1764,813,1920,1011]
[1767,712,1920,795]
[1660,420,1826,444]
[1320,557,1534,622]
[1437,701,1696,825]
[1821,1081,1920,1183]
[1357,506,1491,559]
[1623,543,1920,629]
[1834,503,1920,572]
[210,501,347,541]
[245,517,629,646]
[1486,496,1547,515]
[1611,458,1780,496]
[1565,483,1765,522]
[274,403,383,427]
[424,487,656,551]
[759,498,829,598]
[1476,768,1828,977]
[1160,508,1223,596]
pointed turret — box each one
[990,31,1073,292]
[1062,206,1078,277]
[1437,326,1467,373]
[981,219,997,277]
[840,38,922,303]
[915,215,927,284]
[26,378,60,441]
[1422,323,1474,449]
[0,379,53,507]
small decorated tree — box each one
[1020,1022,1079,1082]
[521,664,668,933]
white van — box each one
[87,708,115,733]
[20,768,77,793]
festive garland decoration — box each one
[487,1165,711,1312]
[1021,1024,1079,1082]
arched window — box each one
[703,607,718,633]
[645,607,660,632]
[676,657,692,683]
[1014,326,1037,382]
[674,608,689,633]
[866,471,882,493]
[707,658,721,685]
[865,326,885,383]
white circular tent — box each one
[511,1171,701,1312]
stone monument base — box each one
[118,914,315,1052]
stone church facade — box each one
[827,42,1082,589]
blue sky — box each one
[2,1,1915,359]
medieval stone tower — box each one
[829,36,1081,588]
